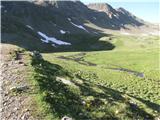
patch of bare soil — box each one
[0,44,34,120]
[57,52,97,66]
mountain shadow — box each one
[1,32,115,53]
[1,1,146,53]
[31,56,154,120]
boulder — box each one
[10,85,29,93]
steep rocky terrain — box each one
[88,3,145,28]
[2,0,156,52]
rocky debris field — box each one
[0,44,34,120]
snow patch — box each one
[26,25,34,30]
[60,30,66,34]
[113,14,119,18]
[70,22,89,32]
[51,44,56,47]
[53,23,57,26]
[0,5,4,8]
[56,77,72,85]
[67,18,71,21]
[38,32,48,39]
[93,17,96,20]
[37,31,71,45]
[56,77,76,86]
[93,31,98,34]
[40,39,49,43]
[108,13,112,19]
[112,25,115,27]
[121,32,131,35]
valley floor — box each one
[1,34,160,120]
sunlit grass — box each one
[29,34,160,119]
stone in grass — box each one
[61,116,73,120]
[31,51,43,60]
[78,113,83,116]
[10,85,29,93]
[82,101,86,105]
[115,109,121,114]
[129,101,137,110]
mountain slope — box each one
[87,3,144,28]
[1,1,153,52]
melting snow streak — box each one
[70,22,89,32]
[60,30,66,34]
[37,32,71,45]
[26,25,34,30]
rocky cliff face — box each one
[87,3,144,27]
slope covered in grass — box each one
[2,35,159,119]
[26,34,159,119]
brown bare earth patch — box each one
[0,44,34,120]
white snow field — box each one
[67,18,88,32]
[60,30,66,34]
[37,32,71,45]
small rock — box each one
[61,116,72,120]
[0,108,3,112]
[10,85,29,93]
[115,110,119,114]
[21,112,30,120]
[82,101,86,105]
[3,102,7,106]
[129,102,137,110]
[24,108,29,112]
[13,107,18,111]
[2,63,8,67]
[155,116,160,120]
[4,92,9,96]
[18,61,24,64]
[78,113,83,116]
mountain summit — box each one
[87,3,144,27]
[88,3,117,15]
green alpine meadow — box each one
[1,1,159,120]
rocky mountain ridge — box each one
[1,1,157,52]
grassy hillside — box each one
[2,1,159,120]
[22,34,159,120]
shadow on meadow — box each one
[31,57,154,120]
[2,32,115,53]
[128,95,160,113]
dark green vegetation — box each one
[1,1,148,53]
[24,35,159,120]
[30,52,156,120]
[2,1,159,119]
[2,32,115,52]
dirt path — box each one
[0,44,34,120]
[57,53,147,79]
[106,67,145,78]
[57,52,97,66]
